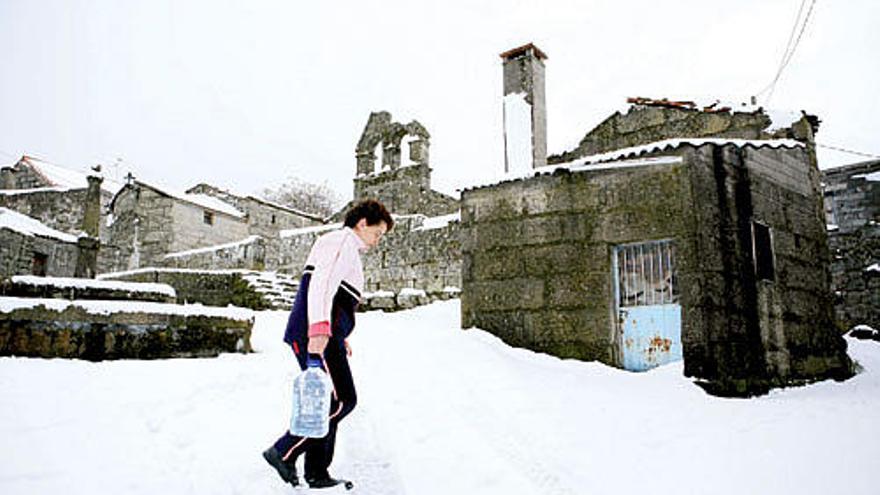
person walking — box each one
[263,199,392,489]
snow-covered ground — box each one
[1,300,878,494]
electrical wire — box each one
[817,143,880,160]
[756,0,818,104]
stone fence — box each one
[99,268,271,310]
[0,299,253,360]
[1,275,176,303]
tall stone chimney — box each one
[74,174,103,278]
[500,43,548,173]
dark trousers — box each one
[273,339,357,479]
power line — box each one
[817,143,880,160]
[0,149,19,161]
[756,0,818,104]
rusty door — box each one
[613,240,681,371]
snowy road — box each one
[2,300,879,494]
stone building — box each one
[822,159,880,330]
[108,180,251,269]
[0,155,124,242]
[343,111,459,218]
[0,207,80,278]
[185,183,324,237]
[461,44,851,396]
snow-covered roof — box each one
[244,195,324,220]
[0,186,70,196]
[185,183,325,220]
[10,156,126,195]
[465,138,804,192]
[164,235,261,259]
[0,296,254,321]
[853,171,880,182]
[10,275,177,298]
[556,138,804,169]
[131,181,246,219]
[0,207,78,243]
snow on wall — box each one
[413,213,460,231]
[164,235,261,259]
[503,91,534,175]
[10,275,177,298]
[0,296,254,321]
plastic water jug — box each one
[290,354,333,438]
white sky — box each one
[1,0,877,202]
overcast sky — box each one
[1,0,877,203]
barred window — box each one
[616,240,678,307]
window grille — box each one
[616,240,678,307]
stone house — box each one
[108,180,252,269]
[461,44,852,396]
[185,183,324,237]
[0,207,80,278]
[0,155,124,242]
[822,159,880,330]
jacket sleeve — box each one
[307,233,356,338]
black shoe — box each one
[262,447,299,486]
[306,475,346,489]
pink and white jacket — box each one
[305,227,367,338]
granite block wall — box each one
[822,160,880,330]
[277,214,461,296]
[0,303,252,360]
[681,145,851,396]
[461,159,694,365]
[100,269,270,310]
[0,228,79,278]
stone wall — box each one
[461,158,694,365]
[0,301,252,360]
[463,143,852,396]
[186,183,324,238]
[1,188,90,237]
[822,159,880,329]
[277,214,461,296]
[108,184,250,269]
[1,163,48,189]
[548,104,801,165]
[680,145,850,395]
[351,163,459,218]
[0,276,176,304]
[162,235,267,271]
[829,227,880,330]
[169,198,249,252]
[99,268,271,310]
[0,228,79,278]
[0,187,115,242]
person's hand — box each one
[307,334,329,355]
[344,339,352,356]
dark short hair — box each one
[343,199,393,231]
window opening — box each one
[752,221,775,281]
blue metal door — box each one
[614,240,681,371]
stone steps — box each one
[241,271,300,311]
